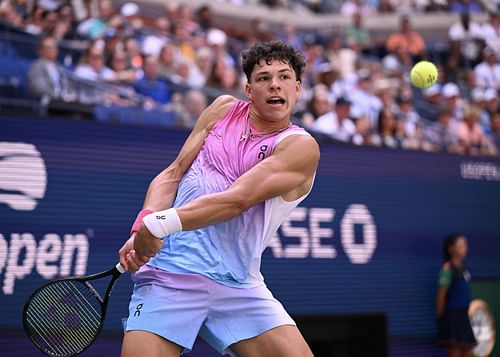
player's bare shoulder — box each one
[198,95,238,131]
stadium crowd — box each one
[0,0,500,156]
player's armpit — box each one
[142,95,237,211]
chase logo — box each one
[0,142,47,211]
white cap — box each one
[442,82,460,98]
[423,84,441,97]
[471,87,484,102]
[207,29,227,46]
[121,2,140,17]
[484,88,498,101]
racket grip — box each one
[116,263,126,274]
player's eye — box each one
[281,74,290,80]
[258,76,268,81]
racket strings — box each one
[24,280,102,357]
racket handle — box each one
[116,263,126,274]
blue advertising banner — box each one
[1,116,500,356]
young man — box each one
[119,41,319,357]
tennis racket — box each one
[23,263,125,357]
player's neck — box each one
[248,107,291,134]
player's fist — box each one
[133,223,164,259]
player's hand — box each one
[133,223,164,259]
[118,234,150,273]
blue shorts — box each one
[123,265,295,356]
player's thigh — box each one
[121,330,183,357]
[230,325,313,357]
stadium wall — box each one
[1,116,500,356]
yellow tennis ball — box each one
[410,61,438,89]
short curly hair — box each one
[241,40,306,83]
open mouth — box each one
[266,97,285,105]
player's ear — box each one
[245,81,252,100]
[295,80,302,97]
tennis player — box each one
[119,40,319,357]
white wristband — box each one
[142,208,183,239]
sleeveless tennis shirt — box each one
[149,99,314,288]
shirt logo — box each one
[258,145,268,160]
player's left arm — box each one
[134,134,319,257]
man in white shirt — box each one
[474,46,500,90]
[312,97,356,142]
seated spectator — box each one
[426,108,462,153]
[484,87,499,116]
[312,97,356,142]
[349,69,383,127]
[371,109,402,149]
[415,84,442,121]
[28,35,73,100]
[345,13,372,53]
[108,49,139,84]
[456,104,496,155]
[325,38,358,81]
[134,55,171,107]
[441,82,465,121]
[75,46,115,81]
[473,47,500,90]
[396,92,422,141]
[489,111,500,151]
[386,15,426,61]
[159,43,181,78]
[177,89,207,129]
[482,12,500,58]
[300,85,332,129]
[77,0,117,40]
[351,115,373,146]
[448,12,484,67]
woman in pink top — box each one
[456,105,496,155]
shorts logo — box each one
[134,303,143,317]
[0,142,47,211]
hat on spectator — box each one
[484,88,498,101]
[423,83,441,97]
[442,82,460,98]
[207,29,227,46]
[121,2,140,17]
[336,97,351,106]
[471,87,484,102]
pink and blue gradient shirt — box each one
[149,99,313,287]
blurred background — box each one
[1,0,500,356]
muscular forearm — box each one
[143,165,183,211]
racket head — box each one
[23,279,104,357]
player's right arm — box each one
[119,95,237,272]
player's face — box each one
[245,59,301,123]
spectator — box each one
[396,92,422,145]
[325,38,358,81]
[448,12,484,68]
[345,13,372,52]
[75,46,115,81]
[351,115,373,146]
[489,111,500,151]
[134,55,171,106]
[437,234,477,357]
[28,35,73,100]
[426,107,463,154]
[349,69,383,127]
[455,104,496,155]
[77,0,117,40]
[108,49,139,84]
[473,47,500,90]
[386,15,426,61]
[300,85,332,129]
[371,109,402,148]
[159,43,181,78]
[416,84,442,121]
[441,82,465,121]
[484,87,499,116]
[312,97,355,142]
[24,3,45,35]
[178,89,207,129]
[482,12,500,58]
